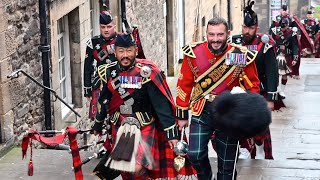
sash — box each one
[190,47,236,104]
[193,44,213,73]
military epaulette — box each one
[228,34,243,44]
[97,61,117,83]
[181,41,203,58]
[230,43,257,65]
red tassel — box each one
[28,160,33,176]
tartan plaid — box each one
[111,116,196,179]
[89,88,100,120]
[21,127,83,180]
[253,128,273,159]
[315,33,320,58]
[190,110,238,180]
[240,127,273,159]
[274,97,286,110]
[290,54,301,76]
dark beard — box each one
[119,58,136,71]
[243,34,256,44]
[208,40,228,55]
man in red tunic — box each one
[176,16,260,180]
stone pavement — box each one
[1,58,320,179]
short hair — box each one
[207,16,229,32]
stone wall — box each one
[0,0,96,146]
[0,0,44,144]
[254,0,270,34]
[125,0,168,72]
[184,0,244,44]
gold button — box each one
[201,82,208,88]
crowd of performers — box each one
[20,2,319,180]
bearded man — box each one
[229,1,279,160]
[176,16,260,180]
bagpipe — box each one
[7,69,118,180]
[120,0,146,59]
[21,126,118,180]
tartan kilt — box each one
[261,92,285,112]
[240,128,273,159]
[111,118,196,179]
[89,88,100,120]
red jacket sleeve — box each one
[175,55,196,120]
[243,61,260,93]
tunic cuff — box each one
[84,87,92,97]
[164,124,179,140]
[267,91,278,101]
[91,120,104,134]
[176,106,189,120]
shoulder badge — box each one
[97,62,117,83]
[86,39,93,49]
[271,27,278,35]
[292,27,298,36]
[181,41,202,58]
[140,66,152,78]
[229,34,242,44]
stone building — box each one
[0,0,102,152]
[110,0,245,75]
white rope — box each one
[232,141,240,180]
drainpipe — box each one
[39,0,52,131]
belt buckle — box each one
[120,105,132,114]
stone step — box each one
[1,148,320,180]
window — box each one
[57,16,73,118]
[213,4,217,17]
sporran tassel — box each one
[109,124,129,160]
[28,160,33,176]
[121,133,135,161]
[107,117,141,173]
[110,133,127,161]
[28,140,33,176]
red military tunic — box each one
[176,42,260,119]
